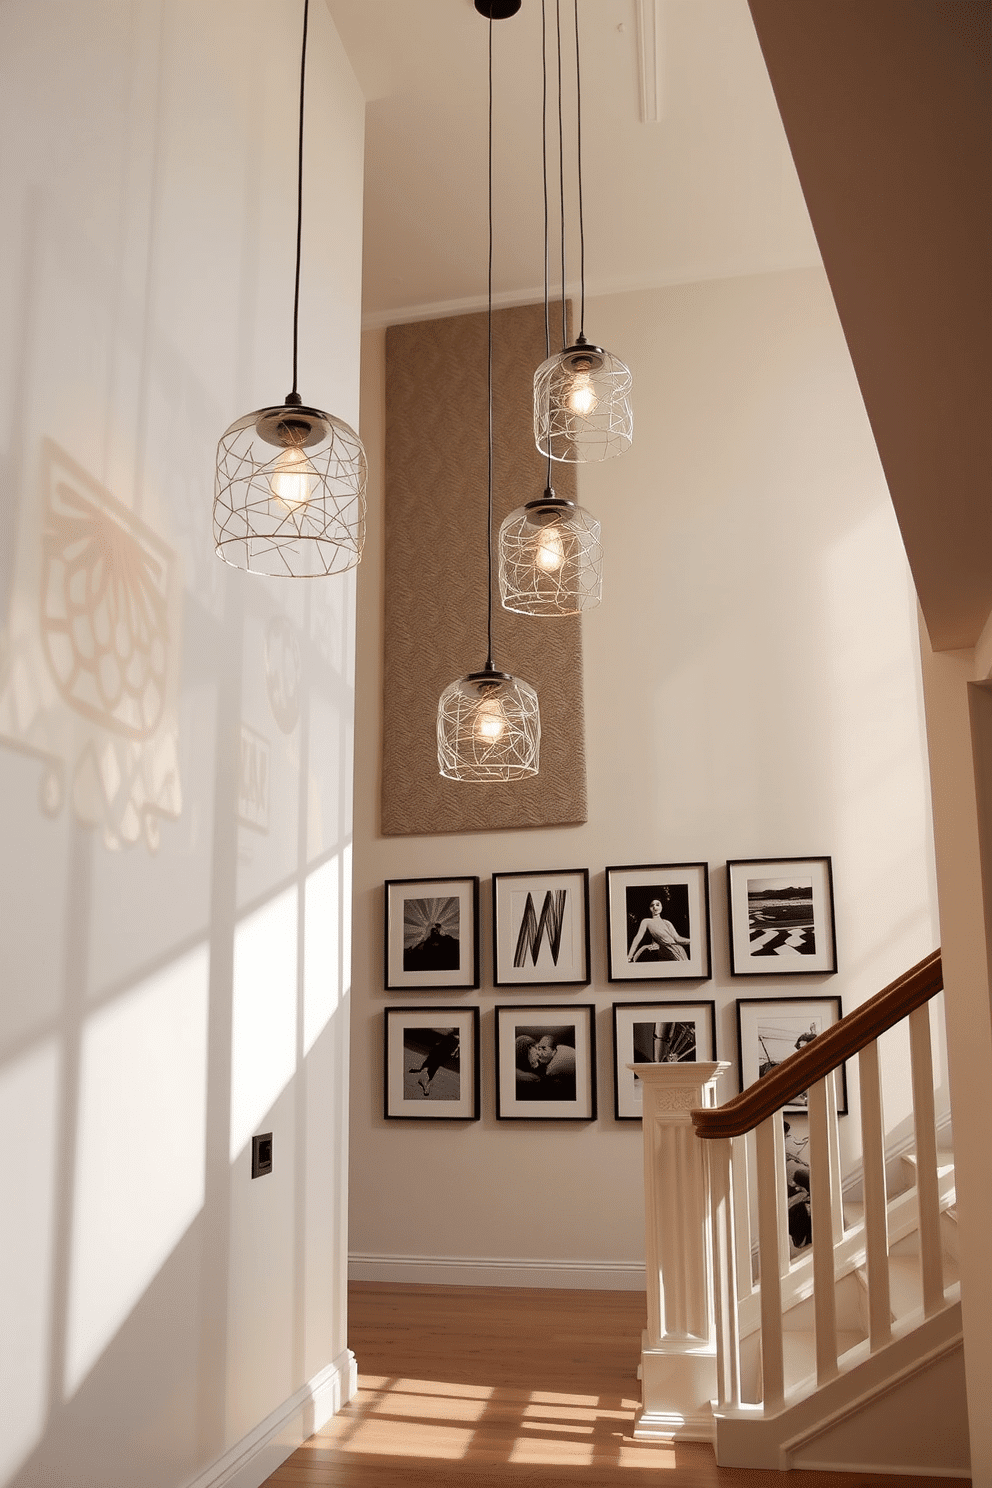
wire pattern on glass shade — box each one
[214,405,366,577]
[499,499,602,615]
[437,673,540,782]
[534,344,633,463]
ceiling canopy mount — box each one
[474,1,522,18]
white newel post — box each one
[633,1061,731,1441]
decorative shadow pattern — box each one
[0,440,181,850]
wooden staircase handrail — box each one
[692,949,942,1140]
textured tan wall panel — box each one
[381,302,587,835]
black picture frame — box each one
[605,863,711,981]
[383,1006,481,1119]
[735,995,847,1115]
[494,1003,597,1120]
[726,856,837,975]
[384,876,480,991]
[492,869,591,987]
[611,999,717,1120]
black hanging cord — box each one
[542,0,550,365]
[486,12,495,669]
[573,0,586,339]
[290,0,309,401]
[556,0,567,352]
[541,0,554,489]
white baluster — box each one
[808,1075,839,1384]
[827,1067,845,1243]
[909,1004,944,1315]
[708,1135,741,1411]
[755,1114,784,1410]
[858,1038,892,1350]
[732,1132,754,1302]
[774,1110,791,1276]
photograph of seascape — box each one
[746,876,815,957]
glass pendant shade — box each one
[437,668,540,781]
[214,397,367,577]
[534,338,633,463]
[499,494,602,615]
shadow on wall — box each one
[0,436,355,1480]
[0,6,359,1480]
[0,457,355,1484]
[0,104,355,1488]
[0,438,183,850]
[5,1005,349,1488]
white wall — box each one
[0,4,363,1486]
[350,266,940,1285]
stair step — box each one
[782,1327,865,1388]
[901,1149,955,1181]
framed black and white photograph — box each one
[611,1000,717,1120]
[494,1004,596,1119]
[735,995,847,1115]
[606,863,711,981]
[383,1006,480,1119]
[384,877,480,991]
[726,857,837,975]
[492,869,590,987]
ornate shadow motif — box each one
[0,440,182,851]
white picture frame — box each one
[384,876,480,991]
[606,863,711,981]
[492,869,590,987]
[726,856,837,975]
[611,1000,717,1120]
[494,1004,597,1120]
[383,1006,480,1120]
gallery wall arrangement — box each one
[378,857,842,1124]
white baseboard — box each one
[349,1253,646,1290]
[182,1348,357,1488]
[793,1459,971,1478]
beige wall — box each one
[919,632,992,1485]
[0,4,363,1485]
[350,266,939,1286]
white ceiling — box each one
[326,0,821,327]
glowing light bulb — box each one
[535,526,565,572]
[566,370,598,417]
[270,444,317,509]
[475,695,507,741]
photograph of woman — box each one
[626,886,691,963]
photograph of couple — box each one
[513,1024,577,1101]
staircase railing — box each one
[691,949,951,1419]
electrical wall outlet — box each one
[251,1132,273,1178]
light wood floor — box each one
[264,1283,968,1486]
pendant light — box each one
[213,0,367,577]
[534,0,632,464]
[438,5,540,782]
[499,0,603,616]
